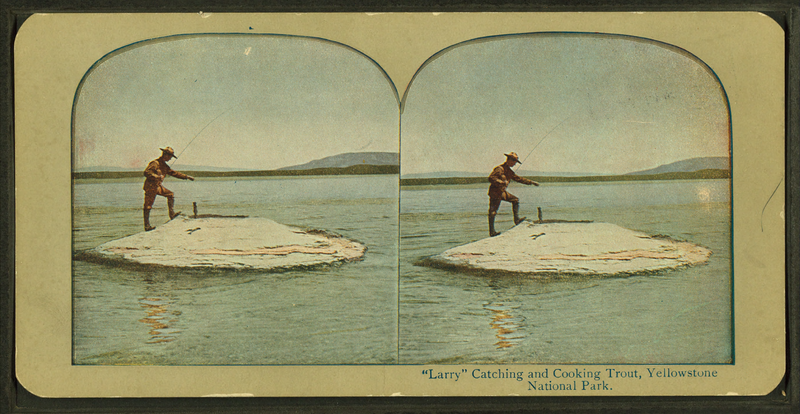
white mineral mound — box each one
[83,217,366,270]
[424,221,711,276]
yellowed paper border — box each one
[15,12,785,397]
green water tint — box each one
[73,176,399,365]
[399,180,731,364]
[73,177,730,365]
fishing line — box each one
[171,102,239,208]
[519,114,572,165]
[176,103,239,159]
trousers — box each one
[143,186,175,210]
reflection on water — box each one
[138,296,181,344]
[400,180,732,364]
[137,273,184,345]
[73,176,400,365]
[484,302,526,349]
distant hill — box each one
[73,164,399,180]
[74,152,399,176]
[400,169,729,186]
[279,152,399,170]
[401,157,729,179]
[626,157,730,175]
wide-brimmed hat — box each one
[160,147,177,158]
[504,152,521,163]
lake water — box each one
[72,175,399,365]
[73,176,731,366]
[399,179,732,365]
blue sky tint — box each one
[73,35,399,170]
[73,33,729,175]
[401,34,730,176]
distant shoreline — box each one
[72,164,399,180]
[73,166,729,184]
[400,169,730,186]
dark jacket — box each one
[143,158,189,193]
[488,163,533,199]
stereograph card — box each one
[14,12,785,398]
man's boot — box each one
[489,215,500,237]
[168,198,181,220]
[143,209,155,231]
[513,203,526,226]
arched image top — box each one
[70,32,402,367]
[399,32,733,366]
[402,32,730,179]
[72,33,399,173]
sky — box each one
[73,33,730,176]
[401,34,731,176]
[73,35,399,171]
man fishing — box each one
[488,152,539,237]
[143,146,194,231]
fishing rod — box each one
[519,114,572,165]
[175,104,238,159]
